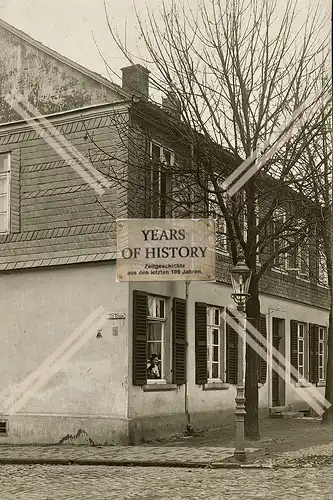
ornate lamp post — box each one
[230,254,252,462]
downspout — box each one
[185,279,193,434]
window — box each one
[216,216,228,253]
[132,291,186,387]
[318,248,329,287]
[271,208,287,270]
[297,323,305,378]
[147,295,166,381]
[318,327,325,381]
[0,153,10,233]
[207,307,224,380]
[207,185,228,254]
[150,142,174,218]
[296,240,310,280]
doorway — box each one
[271,317,286,407]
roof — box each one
[0,17,129,99]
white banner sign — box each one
[116,219,215,281]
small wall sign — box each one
[107,312,126,320]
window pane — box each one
[212,363,219,379]
[0,155,9,173]
[212,328,219,345]
[0,194,7,212]
[164,150,171,165]
[319,368,324,379]
[207,345,210,360]
[298,325,304,337]
[0,213,8,232]
[298,339,303,352]
[213,346,219,362]
[214,309,220,325]
[148,323,162,341]
[319,343,323,354]
[298,353,303,366]
[299,366,304,376]
[148,297,154,317]
[147,341,162,361]
[0,176,8,194]
[319,329,324,341]
[152,144,160,160]
[156,299,165,318]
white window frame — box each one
[272,208,288,273]
[149,142,174,218]
[207,183,228,255]
[318,326,325,381]
[207,306,225,382]
[318,248,329,288]
[0,152,11,234]
[297,323,306,380]
[295,224,310,281]
[147,295,167,384]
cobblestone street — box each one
[1,464,332,499]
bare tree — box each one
[101,0,330,439]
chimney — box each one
[162,92,181,120]
[121,64,150,98]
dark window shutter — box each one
[226,311,238,384]
[309,323,319,383]
[195,302,207,385]
[290,320,298,382]
[172,297,187,385]
[132,290,148,385]
[259,314,267,384]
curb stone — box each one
[0,457,300,469]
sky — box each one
[0,0,331,91]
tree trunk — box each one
[322,293,333,424]
[245,272,261,440]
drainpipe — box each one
[185,280,193,434]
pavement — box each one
[0,444,258,467]
[0,421,332,469]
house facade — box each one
[0,24,330,444]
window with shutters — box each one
[318,327,326,381]
[147,295,167,383]
[206,306,225,381]
[0,152,10,234]
[132,290,187,387]
[195,303,237,386]
[149,142,174,218]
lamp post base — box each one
[234,450,246,462]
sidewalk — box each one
[0,418,332,469]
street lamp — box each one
[230,254,252,462]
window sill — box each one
[142,384,178,392]
[296,276,310,283]
[271,267,288,275]
[295,381,312,388]
[317,380,326,387]
[203,382,230,391]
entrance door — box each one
[272,318,286,407]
